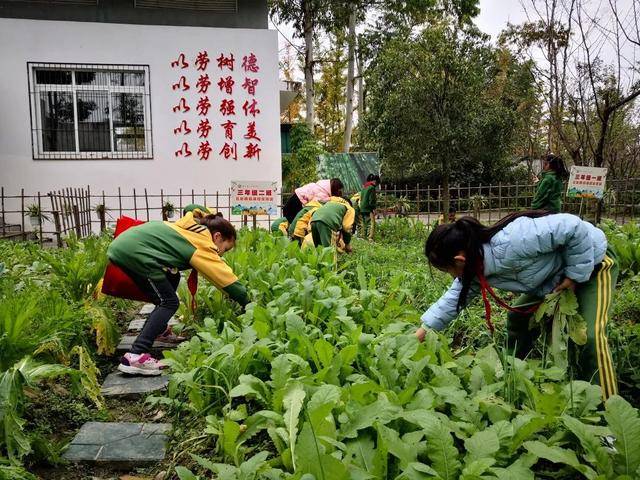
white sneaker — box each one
[117,353,165,376]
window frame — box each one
[27,62,154,160]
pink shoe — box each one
[118,353,166,376]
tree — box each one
[362,23,535,214]
[270,0,329,133]
[315,32,347,152]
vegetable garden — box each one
[1,218,640,479]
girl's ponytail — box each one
[195,213,236,240]
[545,153,569,179]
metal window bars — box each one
[27,63,153,160]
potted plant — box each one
[162,201,176,219]
[94,203,108,220]
[25,204,50,227]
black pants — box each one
[283,193,303,223]
[119,264,180,355]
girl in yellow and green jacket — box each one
[532,154,567,213]
[289,200,323,243]
[270,217,289,236]
[309,197,355,251]
[108,210,248,376]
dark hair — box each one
[195,213,236,240]
[544,154,568,179]
[425,210,551,311]
[366,174,381,185]
[330,178,344,196]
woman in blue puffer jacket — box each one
[415,211,618,399]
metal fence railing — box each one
[1,178,639,246]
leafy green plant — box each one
[163,201,176,219]
[531,290,587,373]
[161,229,640,479]
[24,204,50,224]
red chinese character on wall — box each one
[244,143,261,160]
[197,119,212,138]
[197,96,212,116]
[173,120,191,135]
[242,78,258,96]
[242,53,259,72]
[171,53,189,69]
[198,141,213,161]
[172,98,190,113]
[175,142,192,157]
[266,190,272,196]
[220,99,236,116]
[172,76,190,91]
[195,51,211,71]
[242,99,260,117]
[244,121,261,141]
[217,76,235,95]
[217,53,235,71]
[196,74,212,94]
[220,142,238,160]
[221,120,237,140]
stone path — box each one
[101,372,169,398]
[128,316,178,332]
[116,335,176,352]
[64,302,178,470]
[64,422,171,467]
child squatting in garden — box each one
[307,195,356,252]
[416,211,619,399]
[107,209,248,376]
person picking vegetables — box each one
[416,211,619,399]
[308,195,355,251]
[288,199,323,244]
[107,210,249,376]
[283,178,344,223]
[270,217,289,236]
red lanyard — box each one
[476,267,540,334]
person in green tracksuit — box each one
[359,174,380,238]
[531,154,567,213]
[309,196,356,251]
[270,217,289,236]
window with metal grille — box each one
[5,0,98,5]
[28,63,153,160]
[135,0,237,13]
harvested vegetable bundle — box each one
[530,290,588,373]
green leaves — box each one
[283,383,306,471]
[604,395,640,476]
[154,229,640,479]
[532,290,587,373]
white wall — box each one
[0,18,281,205]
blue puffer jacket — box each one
[421,214,607,331]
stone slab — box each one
[116,335,175,352]
[101,372,169,397]
[139,304,156,315]
[127,316,178,332]
[64,422,171,467]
